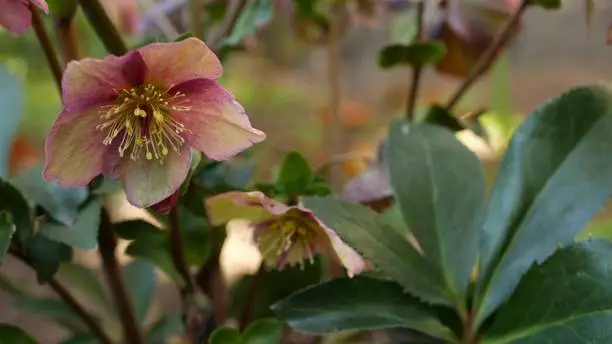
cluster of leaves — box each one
[274,85,612,343]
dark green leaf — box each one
[205,1,229,23]
[224,0,274,46]
[0,179,32,242]
[146,314,184,344]
[116,220,184,284]
[123,259,156,323]
[423,106,463,132]
[276,151,313,197]
[11,163,88,227]
[0,324,37,344]
[89,177,120,195]
[528,0,561,9]
[273,277,455,341]
[209,327,240,344]
[379,42,446,69]
[39,199,100,249]
[387,122,485,301]
[231,259,323,321]
[0,65,22,179]
[301,197,449,305]
[57,262,110,314]
[241,318,283,344]
[475,85,612,325]
[0,217,15,262]
[179,207,212,267]
[482,239,612,343]
[15,297,85,331]
[25,234,73,283]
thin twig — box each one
[327,2,344,193]
[445,0,528,111]
[30,5,63,90]
[168,208,193,294]
[77,0,128,55]
[238,264,265,332]
[9,252,112,344]
[210,0,249,51]
[98,209,145,344]
[405,0,426,121]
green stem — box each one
[445,0,528,111]
[98,209,145,344]
[53,16,80,64]
[327,2,344,193]
[77,0,128,55]
[30,4,63,91]
[405,0,426,122]
[168,208,194,294]
[238,264,265,331]
[210,0,249,51]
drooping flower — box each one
[43,38,266,208]
[0,0,48,36]
[206,191,365,277]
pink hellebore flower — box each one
[0,0,48,36]
[206,191,365,277]
[43,38,266,208]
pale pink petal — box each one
[139,38,222,87]
[61,52,143,112]
[32,0,48,12]
[171,79,265,160]
[309,208,366,277]
[43,107,107,186]
[0,0,32,36]
[205,191,283,226]
[119,148,192,208]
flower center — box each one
[96,84,191,163]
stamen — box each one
[96,83,192,163]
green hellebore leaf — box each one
[15,296,86,332]
[60,333,98,344]
[25,234,73,284]
[179,207,212,267]
[379,42,446,69]
[0,64,22,180]
[57,262,111,316]
[387,121,485,302]
[241,318,283,344]
[482,239,612,344]
[11,163,88,227]
[123,259,156,323]
[528,0,561,10]
[0,216,15,262]
[276,151,314,197]
[423,105,488,141]
[272,277,456,342]
[0,324,37,344]
[224,0,274,46]
[301,196,449,305]
[39,199,101,250]
[146,314,185,344]
[209,327,240,344]
[47,0,78,18]
[475,85,612,326]
[0,179,32,242]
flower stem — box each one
[77,0,128,55]
[30,5,63,91]
[9,251,113,344]
[405,0,426,122]
[98,209,145,344]
[195,228,229,325]
[53,16,80,64]
[445,0,528,111]
[168,208,194,294]
[327,2,345,193]
[238,264,265,332]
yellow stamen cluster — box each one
[96,84,191,163]
[257,210,320,269]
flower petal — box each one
[139,38,222,87]
[0,0,32,36]
[62,53,137,112]
[43,107,107,186]
[309,209,366,277]
[205,191,283,226]
[119,148,192,208]
[32,0,49,12]
[171,79,266,160]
